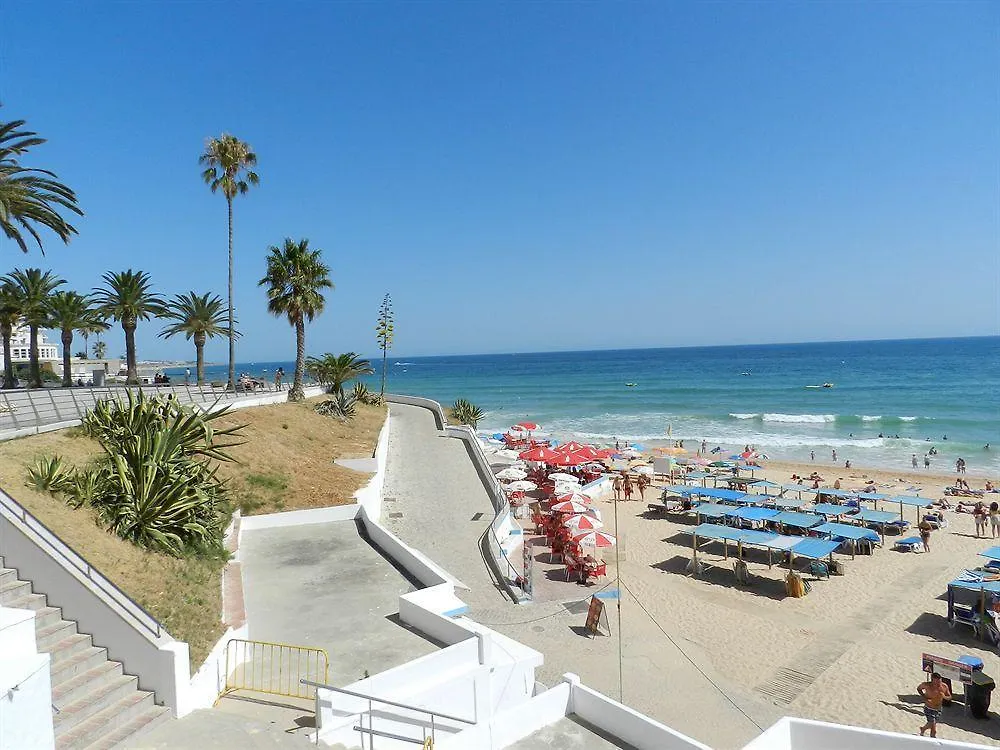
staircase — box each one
[0,565,171,749]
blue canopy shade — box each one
[750,480,781,488]
[949,572,1000,594]
[979,546,1000,562]
[858,492,888,501]
[781,484,818,494]
[771,511,824,529]
[853,508,902,524]
[765,498,809,510]
[813,503,857,517]
[686,472,712,479]
[892,495,934,507]
[815,488,856,498]
[813,522,880,542]
[689,488,751,502]
[693,503,734,519]
[791,538,841,560]
[724,506,781,521]
[663,485,696,496]
[688,523,770,545]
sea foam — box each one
[762,413,836,424]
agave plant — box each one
[26,455,71,494]
[63,466,107,509]
[452,399,486,429]
[315,392,357,422]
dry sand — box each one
[485,456,1000,748]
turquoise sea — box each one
[172,337,1000,477]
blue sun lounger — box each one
[893,536,923,552]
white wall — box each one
[743,717,995,750]
[0,607,54,750]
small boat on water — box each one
[625,382,637,387]
[806,383,835,389]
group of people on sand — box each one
[612,471,649,501]
[951,500,1000,538]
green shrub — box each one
[315,392,357,422]
[452,399,485,429]
[26,456,72,494]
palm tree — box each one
[92,338,106,360]
[0,282,21,388]
[159,292,235,385]
[200,134,259,391]
[259,238,332,402]
[45,291,105,387]
[305,353,374,396]
[92,270,165,385]
[2,268,64,387]
[0,117,83,254]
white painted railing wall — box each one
[0,607,54,749]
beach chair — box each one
[950,605,981,638]
[808,560,830,579]
[893,536,923,552]
[564,555,582,581]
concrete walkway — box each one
[509,716,637,749]
[382,403,507,609]
[240,519,438,686]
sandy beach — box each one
[483,452,1000,748]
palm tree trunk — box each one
[61,329,73,387]
[227,196,235,393]
[124,321,138,385]
[194,332,206,385]
[28,324,41,388]
[290,317,305,402]
[1,324,14,389]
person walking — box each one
[612,473,622,501]
[990,502,1000,539]
[918,518,933,553]
[274,367,284,391]
[184,367,191,385]
[974,502,988,538]
[924,455,931,469]
[832,449,837,462]
[810,450,815,461]
[917,672,951,738]
[912,453,918,469]
[622,473,633,501]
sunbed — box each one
[893,536,923,552]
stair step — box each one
[37,618,79,652]
[0,567,16,585]
[80,704,172,750]
[53,661,124,709]
[51,645,109,686]
[54,673,139,734]
[48,633,95,669]
[4,591,48,611]
[55,690,155,749]
[0,576,32,603]
[34,605,64,631]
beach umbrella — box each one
[708,461,731,468]
[563,514,604,532]
[519,446,560,462]
[515,421,540,431]
[653,446,687,456]
[548,452,588,467]
[506,480,537,492]
[554,491,592,504]
[551,499,590,514]
[573,530,617,548]
[687,456,710,466]
[548,472,580,483]
[571,447,603,461]
[496,467,527,481]
[594,448,618,459]
[556,441,588,454]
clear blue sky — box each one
[1,2,997,361]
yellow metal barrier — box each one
[423,739,433,750]
[223,638,329,700]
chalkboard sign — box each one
[585,596,605,637]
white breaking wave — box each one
[729,413,758,420]
[861,415,882,422]
[900,416,918,421]
[762,413,836,424]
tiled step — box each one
[51,645,110,686]
[80,704,172,750]
[36,618,79,651]
[33,605,64,631]
[48,633,95,669]
[4,590,48,611]
[0,575,32,603]
[54,672,140,734]
[52,661,124,709]
[0,567,17,586]
[55,690,156,749]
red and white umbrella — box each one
[506,480,537,492]
[515,421,540,431]
[563,514,604,532]
[548,452,589,467]
[519,446,560,462]
[554,491,592,504]
[550,499,590,514]
[556,441,588,453]
[547,472,580,483]
[496,467,527,481]
[573,530,617,548]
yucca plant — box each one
[452,399,486,429]
[315,392,357,422]
[26,455,72,494]
[63,466,107,509]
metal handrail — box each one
[0,487,164,639]
[300,679,475,725]
[352,726,427,745]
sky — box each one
[0,2,997,361]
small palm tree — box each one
[0,282,21,388]
[92,270,166,385]
[45,291,105,387]
[92,338,106,360]
[200,134,259,391]
[2,268,64,387]
[259,238,333,402]
[0,117,83,254]
[159,292,235,385]
[305,352,374,396]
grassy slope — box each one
[0,396,385,668]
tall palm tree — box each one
[45,291,106,387]
[199,134,259,392]
[92,270,165,385]
[305,353,374,396]
[0,117,83,254]
[2,268,64,387]
[158,292,235,385]
[259,238,333,402]
[0,282,21,388]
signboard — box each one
[585,596,608,637]
[522,539,533,599]
[922,653,974,684]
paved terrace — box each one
[509,716,638,749]
[382,402,509,609]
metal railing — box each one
[224,639,329,700]
[302,679,474,749]
[0,486,165,639]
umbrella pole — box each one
[724,539,728,560]
[613,493,624,701]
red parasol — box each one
[515,422,540,431]
[518,446,560,462]
[573,530,617,548]
[547,451,589,467]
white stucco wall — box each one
[0,607,54,750]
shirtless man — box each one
[918,672,951,737]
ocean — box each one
[170,337,1000,476]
